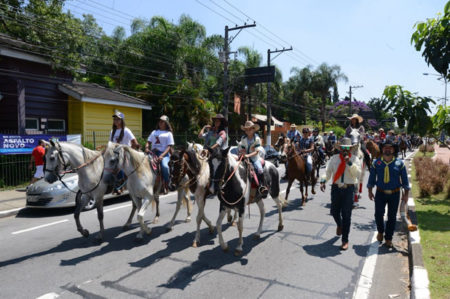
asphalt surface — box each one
[0,164,408,299]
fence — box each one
[0,155,32,189]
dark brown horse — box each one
[285,143,316,206]
[399,139,407,159]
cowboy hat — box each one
[379,128,384,131]
[241,121,260,131]
[211,113,228,126]
[335,137,357,150]
[290,123,297,128]
[160,115,169,122]
[348,113,363,123]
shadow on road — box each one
[302,236,341,258]
[157,231,276,290]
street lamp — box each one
[423,73,447,107]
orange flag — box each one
[234,93,241,114]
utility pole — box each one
[266,47,292,146]
[222,23,256,122]
[348,85,363,115]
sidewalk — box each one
[433,144,450,164]
[0,188,27,218]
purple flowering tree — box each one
[328,100,373,127]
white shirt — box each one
[110,127,136,146]
[148,130,174,152]
[321,153,362,186]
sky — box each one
[64,0,448,113]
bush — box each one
[83,142,94,150]
[414,156,450,197]
[326,126,345,138]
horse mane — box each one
[184,149,201,174]
[122,146,146,174]
[61,142,100,160]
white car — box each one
[26,173,127,210]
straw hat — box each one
[290,123,297,128]
[241,121,260,131]
[335,137,357,150]
[348,113,363,123]
[379,128,384,131]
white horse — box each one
[187,141,203,154]
[43,141,136,242]
[103,142,160,240]
[168,149,215,247]
[347,128,366,203]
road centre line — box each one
[12,219,69,235]
[352,232,379,299]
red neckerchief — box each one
[333,152,352,183]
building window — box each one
[47,119,65,132]
[25,118,39,130]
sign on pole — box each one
[244,66,275,85]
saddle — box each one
[147,151,165,192]
[247,158,265,188]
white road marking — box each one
[12,219,69,235]
[0,207,23,216]
[352,232,379,299]
[103,203,131,213]
[36,292,59,299]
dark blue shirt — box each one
[296,136,313,152]
[287,130,300,141]
[367,157,410,190]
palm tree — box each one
[312,63,348,131]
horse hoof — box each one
[94,235,103,244]
[145,230,152,236]
[185,217,191,223]
[166,226,173,232]
[231,221,237,227]
[278,225,284,232]
[253,234,260,240]
[192,241,198,248]
[301,201,306,206]
[227,216,233,223]
[152,217,159,224]
[312,189,316,195]
[222,246,229,252]
[209,226,215,234]
[234,249,242,256]
[82,229,89,238]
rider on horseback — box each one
[287,124,301,143]
[198,113,228,150]
[238,121,269,198]
[312,128,325,165]
[295,127,314,175]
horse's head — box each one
[102,142,124,185]
[348,128,361,146]
[168,149,185,192]
[274,135,285,151]
[208,146,230,195]
[279,142,289,163]
[43,140,68,184]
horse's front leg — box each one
[310,171,316,195]
[285,178,294,201]
[184,187,192,223]
[235,211,244,256]
[74,193,90,238]
[136,193,152,240]
[216,205,228,252]
[153,193,160,224]
[254,199,265,239]
[299,180,306,206]
[167,189,184,231]
[123,200,136,231]
[95,197,105,243]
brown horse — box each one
[285,143,315,206]
[399,139,407,159]
[365,139,381,167]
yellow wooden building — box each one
[59,82,152,145]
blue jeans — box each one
[154,150,170,183]
[374,191,400,241]
[331,185,355,243]
[252,159,263,174]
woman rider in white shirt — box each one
[110,111,139,149]
[145,115,174,191]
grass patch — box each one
[411,157,450,299]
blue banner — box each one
[0,135,67,155]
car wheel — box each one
[83,195,96,211]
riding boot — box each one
[257,173,269,198]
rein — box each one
[215,154,249,206]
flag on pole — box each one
[234,93,241,114]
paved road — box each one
[0,165,389,298]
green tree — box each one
[382,85,435,136]
[411,1,450,79]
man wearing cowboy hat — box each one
[198,113,229,150]
[320,137,363,250]
[287,123,300,143]
[378,128,386,141]
[312,128,325,165]
[367,139,410,248]
[238,121,268,198]
[328,131,337,145]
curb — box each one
[406,154,431,299]
[0,207,24,219]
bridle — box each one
[45,142,104,194]
[104,146,145,177]
[169,154,197,190]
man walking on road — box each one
[29,139,46,184]
[367,140,410,247]
[320,137,362,250]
